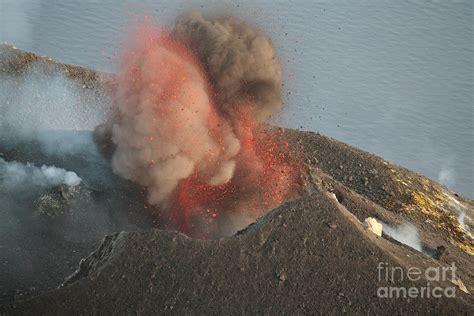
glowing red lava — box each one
[172,115,298,238]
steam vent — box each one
[0,43,473,314]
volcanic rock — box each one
[35,184,81,217]
[364,217,383,237]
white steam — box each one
[446,195,472,237]
[457,208,466,230]
[383,222,423,252]
[437,165,472,237]
[438,167,456,189]
[0,62,109,133]
[0,157,81,189]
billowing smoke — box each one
[109,28,241,205]
[173,13,283,122]
[0,158,81,190]
[95,14,297,237]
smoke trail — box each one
[95,14,296,237]
[0,157,81,190]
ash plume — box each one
[173,13,283,122]
[94,14,295,237]
[108,27,241,205]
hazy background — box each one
[1,0,472,198]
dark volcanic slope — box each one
[281,128,473,255]
[2,189,473,314]
[1,44,473,314]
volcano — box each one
[0,44,473,314]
